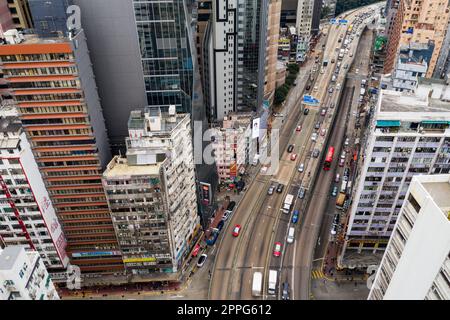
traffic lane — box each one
[261,114,316,299]
[231,187,281,300]
[230,87,315,300]
[312,77,355,261]
[237,189,286,300]
[211,56,311,299]
[295,61,362,301]
[209,176,270,300]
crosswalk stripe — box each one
[311,269,325,279]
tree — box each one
[287,63,299,74]
[321,5,332,19]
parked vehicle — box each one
[331,186,338,197]
[197,254,207,267]
[267,185,275,195]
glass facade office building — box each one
[133,0,194,113]
[237,0,268,112]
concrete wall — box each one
[73,0,147,153]
[72,29,112,168]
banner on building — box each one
[252,118,260,139]
[200,182,211,205]
[230,163,237,178]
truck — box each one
[282,194,294,214]
[360,88,366,96]
[268,270,278,295]
[252,272,263,296]
[336,192,346,209]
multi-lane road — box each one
[209,4,384,300]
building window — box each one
[408,194,421,213]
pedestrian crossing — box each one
[311,269,326,279]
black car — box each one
[306,85,311,91]
[304,108,310,115]
[227,201,236,212]
[276,183,284,193]
[287,144,294,153]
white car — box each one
[298,163,305,172]
[355,68,359,74]
[344,138,350,146]
[311,133,318,142]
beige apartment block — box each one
[7,0,32,30]
[387,0,450,77]
[264,0,282,105]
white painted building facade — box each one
[0,104,68,270]
[0,246,59,300]
[342,82,450,262]
[369,174,450,300]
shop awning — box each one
[376,120,401,127]
[421,120,449,125]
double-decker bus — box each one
[323,146,335,170]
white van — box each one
[287,227,295,244]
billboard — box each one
[200,182,212,205]
[252,118,260,139]
[72,251,121,258]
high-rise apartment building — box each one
[369,174,450,300]
[384,0,450,77]
[73,0,217,230]
[211,113,252,183]
[0,30,124,275]
[0,103,68,270]
[103,107,200,277]
[0,246,59,300]
[341,80,450,266]
[295,0,314,63]
[5,0,33,30]
[264,0,281,105]
[203,0,269,121]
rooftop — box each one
[128,106,188,134]
[0,246,23,271]
[379,83,450,114]
[103,156,161,179]
[422,181,450,217]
